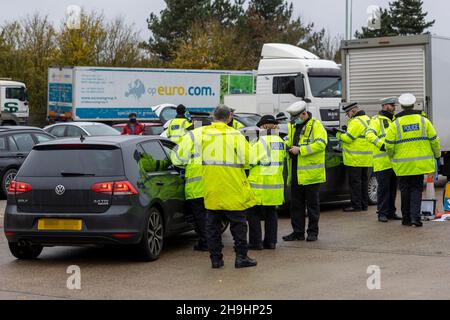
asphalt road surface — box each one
[1,184,450,300]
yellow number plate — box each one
[38,219,82,231]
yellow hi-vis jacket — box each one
[385,111,441,177]
[200,122,257,211]
[231,119,245,130]
[171,127,204,200]
[248,134,286,206]
[336,113,373,167]
[166,118,191,144]
[286,117,328,186]
[365,113,393,172]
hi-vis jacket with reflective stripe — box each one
[385,111,441,177]
[167,118,191,144]
[365,113,393,172]
[248,134,286,206]
[171,127,204,200]
[231,119,245,130]
[287,117,328,186]
[336,113,373,167]
[199,122,257,211]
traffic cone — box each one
[424,174,436,200]
[422,174,437,220]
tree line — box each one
[0,0,435,125]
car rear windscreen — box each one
[19,147,124,177]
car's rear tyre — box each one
[8,242,43,260]
[368,174,378,205]
[2,168,17,196]
[137,207,164,262]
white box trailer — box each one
[341,34,450,176]
[47,67,255,122]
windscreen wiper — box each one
[60,172,96,177]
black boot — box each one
[282,232,305,241]
[211,255,224,269]
[306,234,318,242]
[235,254,257,269]
[378,215,388,223]
[387,213,402,221]
[411,220,423,227]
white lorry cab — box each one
[0,79,29,125]
[256,44,342,126]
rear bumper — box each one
[4,205,145,246]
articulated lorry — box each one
[225,43,342,126]
[47,67,255,122]
[0,79,29,125]
[341,34,450,177]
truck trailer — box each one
[47,67,255,123]
[341,34,450,177]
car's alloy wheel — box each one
[148,209,163,258]
[2,169,17,196]
[368,174,378,205]
[137,207,164,262]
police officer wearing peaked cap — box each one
[247,115,286,250]
[365,97,402,223]
[283,101,328,242]
[384,93,441,227]
[330,102,373,212]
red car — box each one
[112,123,165,136]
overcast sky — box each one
[0,0,447,40]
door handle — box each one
[156,182,165,186]
[16,153,25,159]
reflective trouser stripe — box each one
[391,155,434,163]
[298,164,325,170]
[373,153,388,159]
[202,161,244,168]
[250,184,284,189]
[186,177,202,184]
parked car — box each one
[44,122,121,138]
[233,113,262,128]
[112,122,165,136]
[0,126,54,196]
[4,135,227,261]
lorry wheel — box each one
[368,174,378,205]
[9,242,43,260]
[2,168,17,196]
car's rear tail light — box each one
[91,181,138,195]
[113,181,138,195]
[8,181,32,194]
[91,182,114,194]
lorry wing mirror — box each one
[295,74,306,99]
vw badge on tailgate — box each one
[55,185,66,196]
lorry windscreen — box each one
[309,76,342,98]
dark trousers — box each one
[206,210,248,259]
[290,183,321,236]
[348,166,369,210]
[376,169,398,217]
[398,175,423,223]
[247,206,278,246]
[189,198,207,247]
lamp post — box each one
[345,0,353,40]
